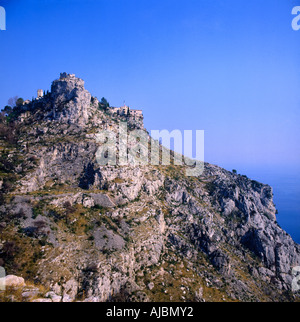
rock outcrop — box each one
[50,73,92,126]
[0,275,25,288]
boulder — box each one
[0,275,25,288]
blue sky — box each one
[0,0,299,171]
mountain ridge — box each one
[0,73,299,302]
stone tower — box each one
[37,89,43,98]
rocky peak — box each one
[49,73,92,126]
[51,73,85,99]
[22,73,143,130]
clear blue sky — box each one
[0,0,300,171]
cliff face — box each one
[50,73,91,126]
[0,73,299,302]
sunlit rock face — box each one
[50,73,92,126]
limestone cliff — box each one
[0,73,299,302]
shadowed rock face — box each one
[0,73,299,302]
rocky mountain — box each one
[0,73,299,302]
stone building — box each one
[37,89,43,98]
[60,72,76,79]
[130,109,143,117]
[110,105,142,118]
